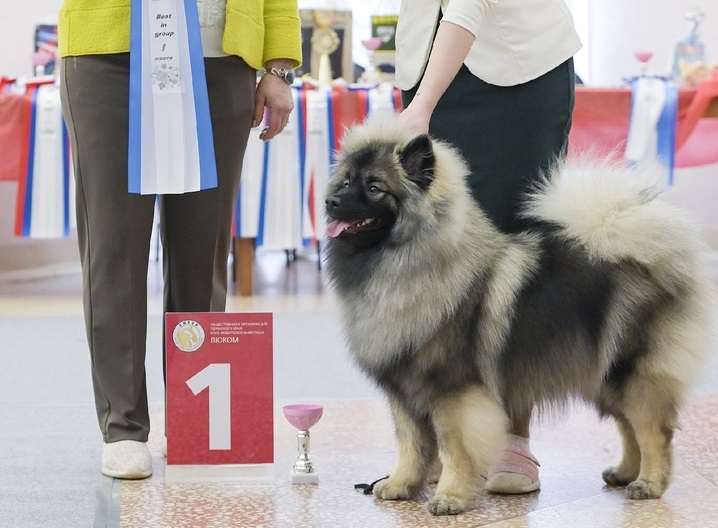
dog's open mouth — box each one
[326,217,381,238]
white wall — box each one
[1,0,62,78]
[586,0,717,85]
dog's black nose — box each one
[325,196,342,209]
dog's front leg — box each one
[373,398,436,501]
[427,386,507,516]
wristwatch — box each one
[266,67,295,85]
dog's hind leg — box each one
[373,398,436,501]
[620,375,680,499]
[426,386,507,516]
[602,414,641,486]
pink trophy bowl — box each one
[361,37,383,52]
[634,51,653,76]
[359,37,384,83]
[283,404,324,431]
[283,404,324,483]
[635,51,654,64]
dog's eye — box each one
[368,185,379,194]
[342,180,350,188]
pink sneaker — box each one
[484,434,540,494]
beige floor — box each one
[2,248,717,527]
[0,248,331,317]
[127,397,718,528]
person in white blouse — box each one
[396,0,582,494]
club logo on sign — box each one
[172,319,205,352]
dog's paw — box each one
[602,466,635,487]
[626,479,664,500]
[372,478,417,501]
[426,494,466,516]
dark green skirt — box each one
[402,59,575,233]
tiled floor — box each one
[2,247,718,527]
[121,396,718,528]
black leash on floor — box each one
[354,475,389,495]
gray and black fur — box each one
[323,116,714,516]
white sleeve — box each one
[440,0,495,37]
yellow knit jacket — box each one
[58,0,302,70]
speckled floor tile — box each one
[118,396,718,528]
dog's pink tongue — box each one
[326,219,354,238]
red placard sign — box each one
[165,312,273,466]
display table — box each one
[4,81,716,182]
[0,94,27,182]
[570,80,718,167]
[0,81,401,295]
[0,87,33,183]
[2,80,717,295]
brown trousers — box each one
[60,54,255,442]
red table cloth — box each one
[2,79,717,184]
[569,80,718,168]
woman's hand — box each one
[253,68,294,141]
[397,21,477,136]
[397,101,432,134]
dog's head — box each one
[324,117,444,251]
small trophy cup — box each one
[282,404,323,484]
[359,37,383,84]
[634,51,654,76]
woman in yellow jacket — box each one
[58,0,301,479]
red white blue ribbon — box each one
[129,0,217,194]
[625,77,678,185]
[14,84,73,238]
[233,84,402,247]
[367,83,400,117]
[257,87,304,250]
[301,87,333,244]
[234,125,266,239]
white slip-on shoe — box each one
[101,440,152,479]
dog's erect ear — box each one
[399,134,435,190]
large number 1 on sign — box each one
[186,363,231,450]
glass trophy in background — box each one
[634,51,654,77]
[670,9,705,82]
[358,37,383,84]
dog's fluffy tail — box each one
[522,156,709,291]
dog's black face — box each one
[325,134,436,251]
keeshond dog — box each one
[322,116,714,516]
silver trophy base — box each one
[290,470,319,485]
